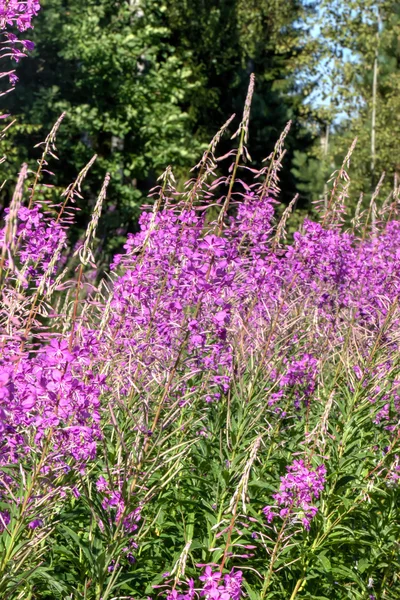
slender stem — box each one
[69,263,84,349]
[289,576,305,600]
[260,516,290,600]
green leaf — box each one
[318,553,332,572]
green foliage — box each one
[2,356,400,598]
[2,0,205,246]
[1,0,317,251]
[302,1,400,208]
[164,0,316,201]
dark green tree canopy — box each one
[1,0,317,251]
[297,0,400,210]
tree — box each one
[2,0,207,251]
[301,1,400,208]
[1,0,318,251]
[165,0,317,204]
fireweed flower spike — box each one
[164,567,243,600]
[0,0,40,85]
[263,460,326,530]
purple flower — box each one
[164,566,243,600]
[21,39,35,51]
[262,506,276,523]
[263,460,326,530]
[199,565,221,587]
[9,72,18,85]
[0,511,10,532]
[28,519,43,530]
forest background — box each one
[1,0,398,255]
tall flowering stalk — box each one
[0,0,40,86]
[263,460,326,530]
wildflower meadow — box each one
[1,2,400,600]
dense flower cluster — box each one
[103,189,400,429]
[1,174,396,481]
[2,126,400,596]
[0,0,40,84]
[0,0,40,31]
[165,567,243,600]
[263,460,326,530]
[0,203,67,285]
[0,337,104,467]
